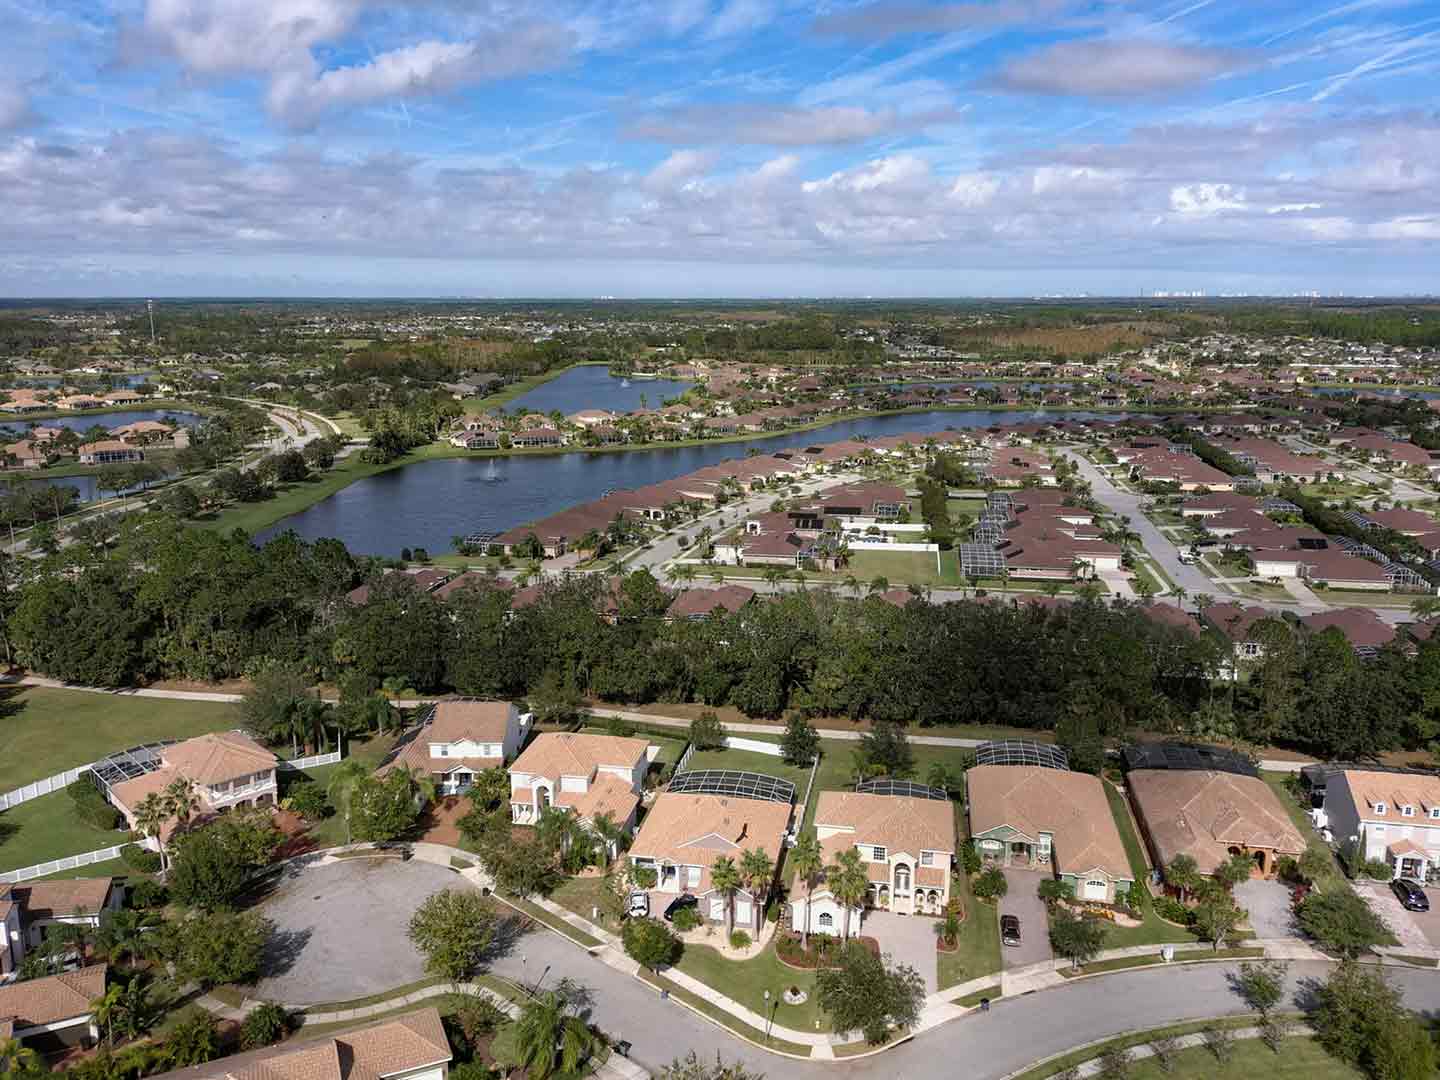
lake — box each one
[0,409,205,437]
[1309,386,1440,401]
[6,373,156,388]
[9,472,171,502]
[258,408,1144,556]
[503,366,693,415]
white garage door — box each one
[734,900,752,926]
[1083,879,1108,900]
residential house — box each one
[1128,768,1305,879]
[1301,607,1399,654]
[104,731,280,839]
[666,585,756,620]
[1323,769,1440,882]
[3,440,46,469]
[508,732,653,837]
[0,965,105,1052]
[791,791,955,936]
[1201,602,1280,662]
[77,440,144,465]
[629,790,791,927]
[0,878,121,976]
[381,700,525,795]
[142,1007,452,1080]
[967,765,1134,903]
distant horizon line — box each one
[2,294,1438,304]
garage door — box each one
[1083,879,1108,900]
[734,900,752,926]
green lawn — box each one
[0,686,239,791]
[674,940,831,1032]
[548,875,619,932]
[684,747,810,790]
[1101,780,1196,948]
[637,971,814,1056]
[848,548,962,587]
[28,855,132,882]
[0,790,131,873]
[1085,1037,1356,1080]
[940,864,1002,990]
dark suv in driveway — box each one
[664,894,699,922]
[1392,878,1430,912]
[1000,914,1021,947]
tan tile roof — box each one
[1336,768,1440,828]
[514,774,641,825]
[145,1007,450,1080]
[423,700,515,743]
[163,731,277,786]
[0,964,106,1028]
[5,876,113,919]
[509,732,648,781]
[967,765,1133,882]
[631,791,791,894]
[1128,769,1305,875]
[814,791,955,858]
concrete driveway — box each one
[1355,881,1438,951]
[861,910,939,992]
[1234,878,1296,938]
[999,868,1052,969]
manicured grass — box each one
[684,748,810,790]
[27,855,132,882]
[0,789,131,873]
[673,940,830,1032]
[548,875,619,932]
[0,686,239,791]
[1261,772,1346,893]
[637,971,814,1056]
[496,891,603,948]
[1057,947,1263,977]
[847,548,962,587]
[297,976,449,1013]
[1099,779,1198,947]
[939,806,1002,989]
[954,985,1001,1008]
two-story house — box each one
[0,878,122,977]
[382,700,525,795]
[105,731,279,839]
[629,789,791,928]
[791,790,956,938]
[508,732,653,838]
[1324,768,1440,881]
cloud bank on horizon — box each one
[2,0,1439,296]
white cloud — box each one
[644,149,716,191]
[803,155,931,193]
[623,104,962,146]
[1170,183,1247,214]
[1267,202,1323,213]
[1031,165,1126,196]
[995,39,1255,97]
[1369,215,1440,240]
[949,171,1000,207]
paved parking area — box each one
[251,857,475,1004]
[861,910,939,992]
[1234,878,1296,938]
[1354,882,1436,951]
[999,868,1053,969]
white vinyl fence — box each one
[0,836,160,885]
[0,765,94,812]
[722,735,783,756]
[278,750,342,771]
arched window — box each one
[818,912,833,929]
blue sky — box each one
[2,0,1440,297]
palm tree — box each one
[163,777,200,836]
[0,1037,40,1079]
[925,761,952,794]
[511,986,596,1080]
[1172,585,1188,607]
[96,909,159,971]
[739,848,775,935]
[133,793,169,873]
[711,569,726,586]
[828,848,869,942]
[843,574,860,598]
[590,812,628,864]
[392,763,437,809]
[1194,591,1214,614]
[867,575,889,595]
[789,831,824,949]
[326,759,371,845]
[762,567,784,589]
[91,984,124,1046]
[710,856,741,938]
[113,976,157,1042]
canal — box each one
[259,408,1146,556]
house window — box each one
[1403,805,1415,818]
[818,912,833,929]
[1430,809,1440,820]
[1373,825,1387,834]
[1375,803,1387,815]
[439,746,449,757]
[920,852,934,866]
[870,846,887,863]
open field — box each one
[0,686,238,790]
[848,548,962,587]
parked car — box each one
[1391,878,1430,912]
[627,891,650,918]
[1001,914,1021,947]
[664,894,699,922]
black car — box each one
[1391,878,1430,912]
[663,894,699,922]
[1001,914,1021,947]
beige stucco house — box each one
[508,732,653,836]
[382,700,525,795]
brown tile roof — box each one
[814,791,955,857]
[514,774,641,824]
[666,585,756,618]
[1201,602,1274,642]
[146,1007,450,1080]
[967,766,1132,882]
[381,700,516,776]
[1128,768,1305,875]
[510,732,648,780]
[0,965,106,1028]
[4,877,113,919]
[163,731,277,786]
[630,791,791,895]
[1300,607,1397,648]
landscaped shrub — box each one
[630,866,658,890]
[240,1003,291,1049]
[284,781,330,821]
[120,842,162,875]
[604,715,636,738]
[127,879,168,908]
[670,906,701,933]
[729,930,752,949]
[68,778,122,830]
[1152,896,1192,925]
[959,840,982,875]
[972,867,1008,902]
[1359,858,1395,881]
